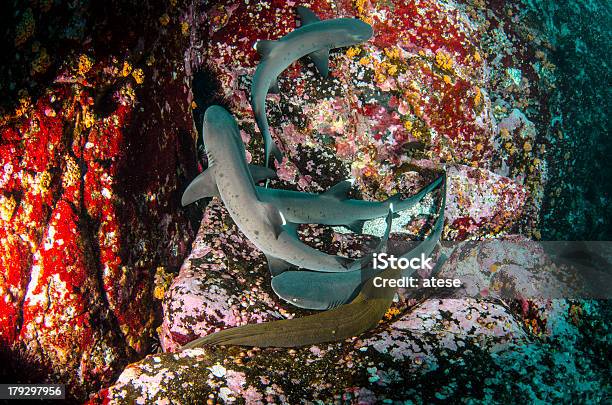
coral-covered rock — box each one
[93,237,608,403]
[161,203,286,350]
[0,0,197,399]
[160,202,289,352]
[86,0,611,402]
[445,165,527,240]
[440,236,580,304]
[181,0,544,234]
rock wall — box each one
[0,0,198,400]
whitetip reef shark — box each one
[183,167,443,234]
[190,105,371,275]
[251,6,373,167]
[181,180,446,348]
[271,178,446,310]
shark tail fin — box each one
[181,287,393,348]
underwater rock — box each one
[0,1,197,399]
[182,0,545,235]
[445,165,527,240]
[86,0,612,402]
[94,231,610,403]
[160,200,295,352]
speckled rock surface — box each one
[93,240,609,403]
[0,0,197,400]
[159,201,288,352]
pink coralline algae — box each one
[95,232,598,403]
[160,201,294,352]
[182,0,544,234]
[445,164,527,240]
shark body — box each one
[271,178,447,310]
[251,6,373,167]
[195,105,361,274]
[183,167,442,233]
[257,176,442,232]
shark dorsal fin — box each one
[296,6,321,26]
[181,169,219,206]
[308,48,330,78]
[322,180,352,200]
[255,40,278,59]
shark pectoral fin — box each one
[260,202,284,239]
[323,180,353,200]
[181,169,219,206]
[249,164,277,183]
[296,6,321,25]
[308,48,330,78]
[255,40,278,58]
[345,219,366,234]
[268,79,280,94]
[265,254,293,276]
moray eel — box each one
[182,207,394,349]
[181,178,446,349]
[184,169,443,234]
[191,105,373,274]
[251,6,373,167]
[271,178,447,310]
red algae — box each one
[1,22,196,400]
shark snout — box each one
[202,105,241,143]
[203,105,232,125]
